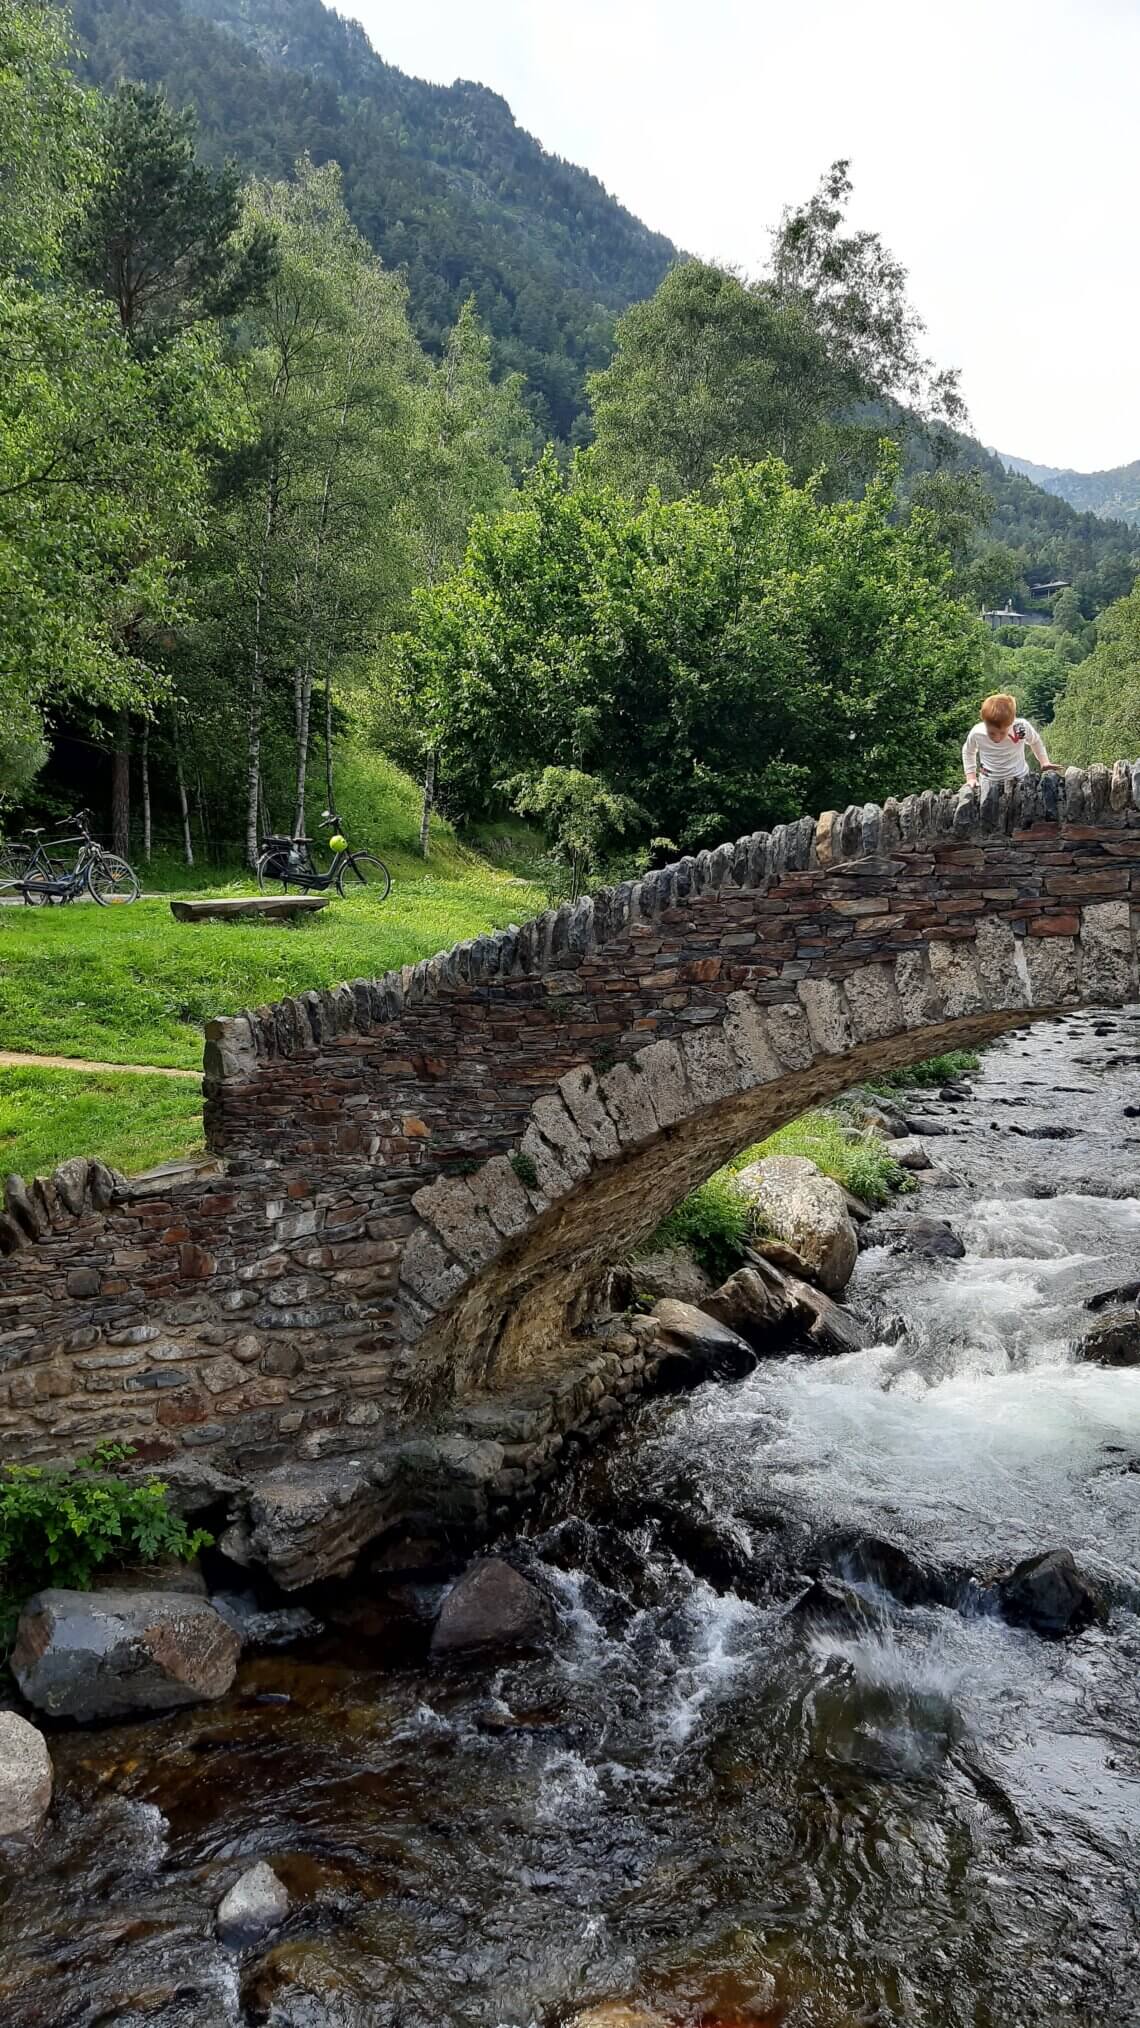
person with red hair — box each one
[962,692,1055,786]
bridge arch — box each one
[203,764,1138,1416]
[4,765,1140,1483]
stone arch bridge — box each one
[3,764,1140,1517]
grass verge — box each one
[868,1049,979,1091]
[0,1065,206,1180]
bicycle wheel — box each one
[257,853,291,894]
[87,854,140,905]
[0,841,30,879]
[336,853,391,901]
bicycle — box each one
[0,810,140,906]
[256,811,391,902]
[0,834,34,880]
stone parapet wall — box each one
[3,764,1140,1480]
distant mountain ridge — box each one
[73,0,680,434]
[998,451,1140,528]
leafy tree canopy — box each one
[1049,579,1140,764]
[391,447,985,853]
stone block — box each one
[598,1060,658,1146]
[411,1175,500,1268]
[723,991,784,1086]
[399,1227,466,1311]
[797,979,854,1054]
[1078,899,1136,1006]
[631,1040,690,1126]
[529,1094,594,1180]
[927,941,986,1019]
[842,964,903,1043]
[677,1027,741,1107]
[558,1065,620,1158]
[766,1000,814,1070]
[467,1155,533,1238]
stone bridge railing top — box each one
[206,761,1140,1084]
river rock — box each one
[869,1216,965,1262]
[1077,1309,1140,1366]
[221,1460,395,1590]
[0,1712,53,1837]
[702,1262,866,1359]
[998,1549,1107,1639]
[730,1156,857,1294]
[212,1591,324,1649]
[216,1860,290,1947]
[11,1588,241,1720]
[632,1245,713,1305]
[571,2008,669,2028]
[886,1137,932,1171]
[902,1113,952,1136]
[431,1557,554,1657]
[649,1299,757,1377]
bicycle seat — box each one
[21,827,44,837]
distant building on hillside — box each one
[981,602,1052,631]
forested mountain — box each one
[999,451,1140,529]
[71,0,679,435]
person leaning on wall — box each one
[962,692,1061,787]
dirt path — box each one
[0,1050,199,1081]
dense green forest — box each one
[1000,450,1140,530]
[8,0,1140,895]
[71,0,677,438]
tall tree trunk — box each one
[293,656,313,837]
[139,719,152,865]
[323,659,335,814]
[293,386,348,835]
[246,459,279,870]
[173,715,194,868]
[418,749,435,859]
[111,707,130,859]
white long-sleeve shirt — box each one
[962,717,1050,784]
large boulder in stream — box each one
[703,1262,867,1359]
[431,1557,554,1658]
[632,1246,713,1306]
[0,1712,53,1837]
[649,1299,757,1378]
[730,1156,857,1294]
[1077,1308,1140,1367]
[866,1215,965,1263]
[998,1550,1107,1639]
[11,1588,241,1721]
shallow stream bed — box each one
[2,1011,1140,2028]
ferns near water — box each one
[0,1444,210,1647]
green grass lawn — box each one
[0,852,543,1071]
[0,1065,206,1180]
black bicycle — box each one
[0,810,140,906]
[256,812,391,901]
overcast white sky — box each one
[350,0,1138,473]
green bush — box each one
[649,1172,751,1282]
[0,1444,210,1649]
[868,1050,979,1092]
[644,1103,909,1281]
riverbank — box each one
[3,1011,1139,2026]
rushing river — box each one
[3,1011,1140,2028]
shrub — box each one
[0,1443,210,1650]
[868,1050,979,1092]
[648,1173,751,1283]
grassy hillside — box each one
[0,749,544,1176]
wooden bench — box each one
[169,895,331,923]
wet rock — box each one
[701,1262,867,1360]
[731,1156,857,1294]
[1086,1278,1140,1312]
[885,1136,932,1171]
[998,1549,1107,1639]
[939,1082,971,1101]
[631,1246,713,1306]
[819,1529,958,1608]
[0,1712,53,1837]
[221,1461,395,1590]
[217,1860,290,1947]
[1008,1123,1079,1140]
[701,1265,793,1344]
[1077,1309,1140,1366]
[867,1215,965,1262]
[431,1557,554,1657]
[902,1114,952,1136]
[212,1591,324,1649]
[650,1299,758,1378]
[571,2008,670,2028]
[11,1588,241,1721]
[789,1576,877,1634]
